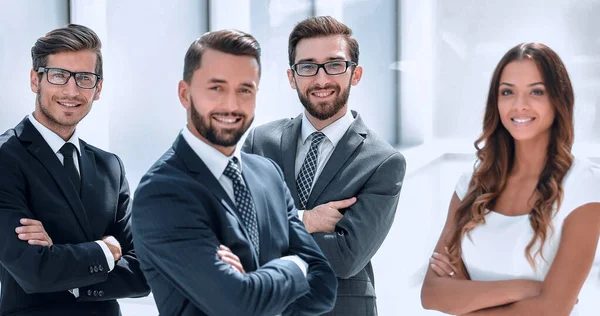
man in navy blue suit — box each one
[132,29,337,316]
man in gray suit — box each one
[243,16,406,315]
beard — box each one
[190,97,253,147]
[297,81,351,120]
[36,84,89,128]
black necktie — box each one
[223,157,260,256]
[59,143,81,193]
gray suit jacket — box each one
[243,111,405,316]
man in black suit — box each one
[132,29,337,316]
[243,16,406,315]
[0,24,150,316]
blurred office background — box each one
[1,0,599,314]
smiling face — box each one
[30,50,102,139]
[179,48,259,155]
[287,35,362,125]
[497,59,555,143]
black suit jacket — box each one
[0,117,150,316]
[132,134,337,316]
[243,111,406,316]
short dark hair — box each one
[288,16,359,66]
[31,24,103,77]
[183,29,261,83]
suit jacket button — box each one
[87,289,93,296]
[93,290,98,297]
[98,265,104,272]
[98,290,104,297]
[89,266,94,273]
[94,265,99,273]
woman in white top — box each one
[420,43,600,315]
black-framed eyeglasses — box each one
[37,67,101,89]
[291,61,357,77]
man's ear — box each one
[30,69,40,93]
[179,80,191,110]
[351,65,363,86]
[287,69,297,90]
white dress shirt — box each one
[28,114,116,297]
[295,110,354,219]
[181,125,242,204]
[181,126,307,277]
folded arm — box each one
[132,174,312,316]
[271,161,337,315]
[421,193,544,315]
[460,203,600,316]
[0,155,116,293]
[77,155,150,301]
[311,152,405,278]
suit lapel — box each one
[79,143,100,237]
[17,118,94,240]
[306,112,367,208]
[280,115,302,206]
[173,135,259,266]
[240,153,270,265]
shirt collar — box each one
[181,125,243,179]
[300,109,354,147]
[28,113,81,155]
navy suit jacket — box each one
[0,118,150,316]
[132,134,337,316]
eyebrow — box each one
[499,81,545,87]
[296,56,346,64]
[207,78,256,89]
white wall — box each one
[429,0,600,143]
[104,0,208,188]
[0,0,68,131]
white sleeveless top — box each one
[455,158,600,315]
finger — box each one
[20,218,42,226]
[432,252,459,273]
[329,197,357,210]
[222,257,245,273]
[430,263,448,277]
[430,258,456,276]
[219,245,232,252]
[27,239,50,247]
[15,226,45,234]
[218,250,241,263]
[18,233,48,241]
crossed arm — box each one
[0,154,149,298]
[308,152,406,278]
[132,169,337,316]
[421,193,600,316]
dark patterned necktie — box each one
[223,157,260,255]
[59,143,81,193]
[296,131,326,209]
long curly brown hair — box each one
[448,43,575,269]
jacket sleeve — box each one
[271,161,338,316]
[311,152,406,278]
[0,152,112,294]
[77,155,151,301]
[241,127,256,154]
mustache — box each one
[53,97,87,103]
[307,84,340,94]
[210,112,246,118]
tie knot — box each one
[59,142,78,157]
[310,132,325,146]
[223,157,242,182]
